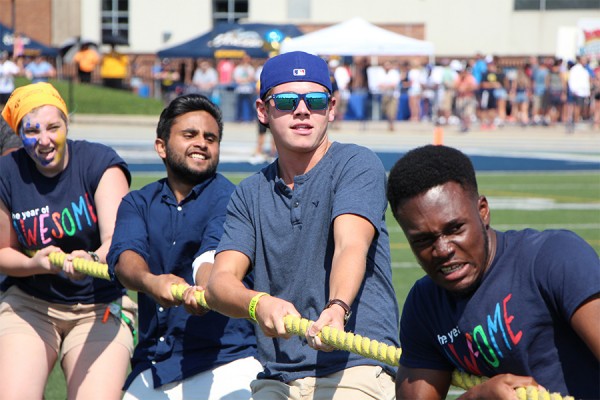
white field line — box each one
[486,197,600,210]
[388,223,599,234]
[483,183,596,190]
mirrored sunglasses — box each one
[264,92,330,111]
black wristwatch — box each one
[325,299,352,326]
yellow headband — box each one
[1,82,69,134]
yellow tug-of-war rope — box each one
[23,249,111,280]
[47,252,111,280]
[36,252,573,400]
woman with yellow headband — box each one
[0,82,135,399]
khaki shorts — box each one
[381,95,399,120]
[440,90,455,113]
[0,285,136,359]
[532,94,544,111]
[250,365,395,400]
[456,97,476,119]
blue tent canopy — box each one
[157,22,302,59]
[0,23,57,57]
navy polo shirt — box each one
[108,174,257,389]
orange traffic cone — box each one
[433,125,444,145]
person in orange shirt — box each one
[73,43,100,84]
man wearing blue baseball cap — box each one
[205,51,399,399]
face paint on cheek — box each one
[19,125,52,166]
[19,126,38,155]
[51,131,67,164]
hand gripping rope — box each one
[34,251,574,400]
[48,251,111,280]
[24,249,111,279]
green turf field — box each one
[44,171,599,399]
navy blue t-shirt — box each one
[400,229,600,399]
[108,176,257,389]
[0,140,130,304]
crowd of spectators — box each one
[347,53,599,133]
[2,49,598,133]
[452,54,599,133]
[169,52,599,133]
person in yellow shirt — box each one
[72,43,100,84]
[100,45,130,90]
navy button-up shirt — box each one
[108,174,257,389]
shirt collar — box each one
[159,174,217,206]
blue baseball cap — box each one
[259,51,332,99]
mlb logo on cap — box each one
[293,69,306,76]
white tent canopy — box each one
[279,17,434,57]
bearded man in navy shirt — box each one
[108,94,261,400]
